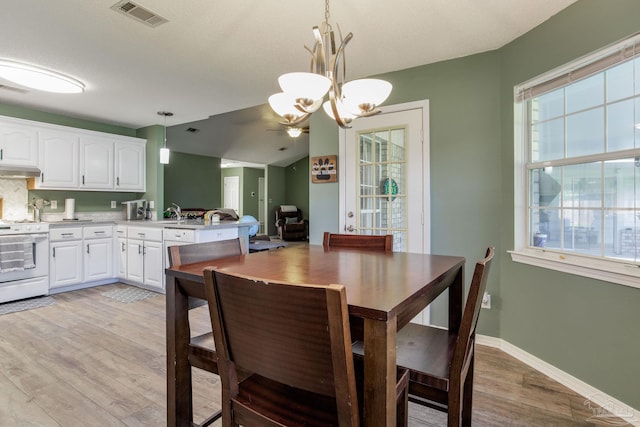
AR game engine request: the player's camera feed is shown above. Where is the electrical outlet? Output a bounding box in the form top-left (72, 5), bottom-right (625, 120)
top-left (50, 200), bottom-right (57, 209)
top-left (481, 292), bottom-right (491, 309)
top-left (111, 201), bottom-right (117, 209)
top-left (149, 200), bottom-right (154, 209)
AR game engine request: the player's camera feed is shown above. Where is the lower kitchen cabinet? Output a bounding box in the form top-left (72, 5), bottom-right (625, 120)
top-left (125, 226), bottom-right (163, 291)
top-left (83, 225), bottom-right (113, 282)
top-left (50, 228), bottom-right (83, 289)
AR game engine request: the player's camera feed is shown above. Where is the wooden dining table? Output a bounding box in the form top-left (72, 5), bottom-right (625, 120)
top-left (166, 244), bottom-right (465, 427)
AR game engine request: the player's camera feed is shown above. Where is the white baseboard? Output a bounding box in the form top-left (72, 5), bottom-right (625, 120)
top-left (477, 335), bottom-right (640, 427)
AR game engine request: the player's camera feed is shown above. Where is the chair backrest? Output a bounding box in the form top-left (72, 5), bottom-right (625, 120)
top-left (204, 269), bottom-right (359, 426)
top-left (167, 238), bottom-right (246, 267)
top-left (276, 206), bottom-right (302, 222)
top-left (323, 232), bottom-right (393, 252)
top-left (451, 247), bottom-right (495, 374)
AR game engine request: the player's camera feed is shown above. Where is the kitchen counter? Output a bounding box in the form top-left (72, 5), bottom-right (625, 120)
top-left (118, 219), bottom-right (258, 230)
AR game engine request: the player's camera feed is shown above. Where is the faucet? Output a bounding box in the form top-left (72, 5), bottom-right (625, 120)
top-left (165, 203), bottom-right (181, 219)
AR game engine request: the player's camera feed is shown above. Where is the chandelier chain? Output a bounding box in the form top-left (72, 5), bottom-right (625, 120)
top-left (324, 0), bottom-right (331, 28)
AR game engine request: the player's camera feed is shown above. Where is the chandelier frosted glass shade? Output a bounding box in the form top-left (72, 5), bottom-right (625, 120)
top-left (0, 59), bottom-right (84, 93)
top-left (278, 72), bottom-right (331, 112)
top-left (323, 100), bottom-right (356, 123)
top-left (342, 79), bottom-right (392, 114)
top-left (268, 93), bottom-right (307, 120)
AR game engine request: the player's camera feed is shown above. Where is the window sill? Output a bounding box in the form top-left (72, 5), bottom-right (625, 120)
top-left (509, 249), bottom-right (640, 290)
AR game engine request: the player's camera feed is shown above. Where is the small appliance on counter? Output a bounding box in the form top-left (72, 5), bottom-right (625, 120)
top-left (122, 199), bottom-right (148, 220)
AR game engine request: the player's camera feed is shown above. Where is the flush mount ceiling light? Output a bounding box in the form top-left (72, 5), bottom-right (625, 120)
top-left (0, 59), bottom-right (85, 94)
top-left (158, 111), bottom-right (173, 164)
top-left (268, 0), bottom-right (391, 129)
top-left (286, 127), bottom-right (303, 138)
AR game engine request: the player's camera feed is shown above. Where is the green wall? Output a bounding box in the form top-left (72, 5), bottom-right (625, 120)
top-left (164, 152), bottom-right (221, 211)
top-left (309, 0), bottom-right (640, 410)
top-left (284, 156), bottom-right (310, 220)
top-left (266, 165), bottom-right (286, 235)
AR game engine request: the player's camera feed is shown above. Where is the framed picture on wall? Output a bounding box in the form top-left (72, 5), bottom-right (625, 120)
top-left (311, 155), bottom-right (337, 183)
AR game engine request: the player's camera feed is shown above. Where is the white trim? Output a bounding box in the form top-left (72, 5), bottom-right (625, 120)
top-left (509, 250), bottom-right (640, 290)
top-left (477, 335), bottom-right (640, 426)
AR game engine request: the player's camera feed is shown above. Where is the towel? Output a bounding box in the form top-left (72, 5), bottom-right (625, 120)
top-left (0, 235), bottom-right (36, 272)
top-left (280, 205), bottom-right (297, 212)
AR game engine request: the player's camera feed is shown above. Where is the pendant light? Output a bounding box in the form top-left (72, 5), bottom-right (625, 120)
top-left (268, 0), bottom-right (392, 129)
top-left (158, 111), bottom-right (173, 164)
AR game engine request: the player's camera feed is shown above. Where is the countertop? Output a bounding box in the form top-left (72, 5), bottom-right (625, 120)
top-left (48, 219), bottom-right (258, 230)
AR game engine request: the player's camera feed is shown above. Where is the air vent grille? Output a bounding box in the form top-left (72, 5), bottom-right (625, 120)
top-left (111, 1), bottom-right (168, 28)
top-left (185, 127), bottom-right (200, 134)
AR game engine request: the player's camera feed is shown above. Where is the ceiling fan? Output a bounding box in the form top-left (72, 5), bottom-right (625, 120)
top-left (267, 126), bottom-right (310, 138)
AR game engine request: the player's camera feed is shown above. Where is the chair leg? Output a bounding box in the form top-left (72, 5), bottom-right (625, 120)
top-left (461, 355), bottom-right (475, 426)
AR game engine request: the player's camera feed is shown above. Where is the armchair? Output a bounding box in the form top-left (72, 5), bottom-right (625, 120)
top-left (275, 205), bottom-right (307, 241)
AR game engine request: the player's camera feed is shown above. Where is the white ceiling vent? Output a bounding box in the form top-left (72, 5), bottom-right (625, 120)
top-left (111, 1), bottom-right (168, 28)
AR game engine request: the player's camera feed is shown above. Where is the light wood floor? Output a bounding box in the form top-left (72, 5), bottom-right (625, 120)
top-left (0, 283), bottom-right (625, 426)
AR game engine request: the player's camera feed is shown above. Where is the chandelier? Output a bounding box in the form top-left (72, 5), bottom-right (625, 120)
top-left (268, 0), bottom-right (392, 129)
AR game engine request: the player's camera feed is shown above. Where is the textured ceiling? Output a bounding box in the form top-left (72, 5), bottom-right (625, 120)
top-left (0, 0), bottom-right (578, 166)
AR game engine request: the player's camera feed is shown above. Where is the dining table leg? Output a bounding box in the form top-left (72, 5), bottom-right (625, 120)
top-left (448, 264), bottom-right (464, 334)
top-left (166, 276), bottom-right (193, 427)
top-left (363, 316), bottom-right (397, 426)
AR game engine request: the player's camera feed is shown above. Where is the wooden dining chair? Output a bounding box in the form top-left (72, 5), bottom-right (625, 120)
top-left (203, 268), bottom-right (409, 427)
top-left (323, 231), bottom-right (393, 252)
top-left (166, 238), bottom-right (246, 427)
top-left (356, 247), bottom-right (494, 427)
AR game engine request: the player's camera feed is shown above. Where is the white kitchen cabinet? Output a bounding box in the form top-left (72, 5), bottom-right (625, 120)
top-left (116, 226), bottom-right (127, 279)
top-left (126, 226), bottom-right (163, 291)
top-left (0, 120), bottom-right (38, 166)
top-left (80, 136), bottom-right (114, 189)
top-left (115, 141), bottom-right (145, 192)
top-left (49, 228), bottom-right (83, 289)
top-left (38, 130), bottom-right (79, 188)
top-left (83, 225), bottom-right (113, 282)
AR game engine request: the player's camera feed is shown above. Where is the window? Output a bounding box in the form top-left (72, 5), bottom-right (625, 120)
top-left (512, 33), bottom-right (640, 289)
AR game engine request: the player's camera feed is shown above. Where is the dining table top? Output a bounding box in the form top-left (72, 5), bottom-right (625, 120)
top-left (166, 244), bottom-right (465, 324)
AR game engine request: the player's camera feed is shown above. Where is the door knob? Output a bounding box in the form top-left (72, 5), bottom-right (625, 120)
top-left (345, 225), bottom-right (355, 232)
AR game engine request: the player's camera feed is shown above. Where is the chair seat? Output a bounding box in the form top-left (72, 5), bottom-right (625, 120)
top-left (395, 323), bottom-right (457, 392)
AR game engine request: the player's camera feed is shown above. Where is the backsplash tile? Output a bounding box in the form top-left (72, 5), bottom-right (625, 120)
top-left (0, 178), bottom-right (29, 220)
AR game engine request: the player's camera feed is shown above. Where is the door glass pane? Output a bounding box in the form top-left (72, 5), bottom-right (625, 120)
top-left (357, 126), bottom-right (408, 252)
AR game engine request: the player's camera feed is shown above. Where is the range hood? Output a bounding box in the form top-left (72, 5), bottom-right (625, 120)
top-left (0, 164), bottom-right (41, 178)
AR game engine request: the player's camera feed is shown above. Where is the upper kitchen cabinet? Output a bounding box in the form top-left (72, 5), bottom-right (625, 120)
top-left (80, 136), bottom-right (114, 189)
top-left (115, 141), bottom-right (145, 191)
top-left (0, 118), bottom-right (39, 166)
top-left (39, 129), bottom-right (80, 188)
top-left (21, 116), bottom-right (146, 192)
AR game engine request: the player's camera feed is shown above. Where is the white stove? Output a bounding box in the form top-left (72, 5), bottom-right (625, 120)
top-left (0, 221), bottom-right (50, 303)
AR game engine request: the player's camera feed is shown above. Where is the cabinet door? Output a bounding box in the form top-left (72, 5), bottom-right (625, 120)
top-left (0, 123), bottom-right (38, 166)
top-left (80, 137), bottom-right (114, 189)
top-left (39, 130), bottom-right (79, 188)
top-left (115, 142), bottom-right (145, 191)
top-left (84, 238), bottom-right (113, 282)
top-left (126, 239), bottom-right (144, 283)
top-left (143, 240), bottom-right (163, 290)
top-left (117, 237), bottom-right (127, 279)
top-left (50, 240), bottom-right (83, 289)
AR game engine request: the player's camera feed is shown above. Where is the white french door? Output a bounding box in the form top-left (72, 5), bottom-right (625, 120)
top-left (339, 101), bottom-right (430, 254)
